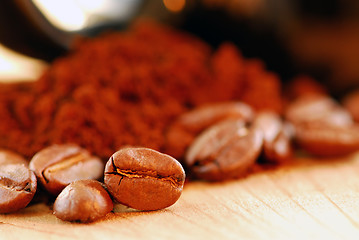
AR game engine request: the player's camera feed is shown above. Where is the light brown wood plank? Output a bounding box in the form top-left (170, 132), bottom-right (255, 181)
top-left (2, 154), bottom-right (359, 239)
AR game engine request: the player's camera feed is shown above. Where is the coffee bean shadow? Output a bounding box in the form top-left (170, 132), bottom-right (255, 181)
top-left (286, 150), bottom-right (359, 168)
top-left (97, 203), bottom-right (170, 224)
top-left (112, 203), bottom-right (168, 215)
top-left (253, 150), bottom-right (359, 178)
top-left (112, 203), bottom-right (141, 214)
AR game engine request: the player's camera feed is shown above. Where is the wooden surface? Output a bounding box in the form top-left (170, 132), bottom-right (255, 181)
top-left (2, 154), bottom-right (359, 240)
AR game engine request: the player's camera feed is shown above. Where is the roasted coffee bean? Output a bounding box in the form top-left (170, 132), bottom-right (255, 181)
top-left (285, 94), bottom-right (353, 127)
top-left (294, 124), bottom-right (359, 157)
top-left (53, 180), bottom-right (113, 222)
top-left (342, 90), bottom-right (359, 122)
top-left (0, 150), bottom-right (37, 213)
top-left (165, 102), bottom-right (254, 160)
top-left (29, 144), bottom-right (104, 195)
top-left (104, 147), bottom-right (185, 211)
top-left (284, 76), bottom-right (328, 101)
top-left (0, 164), bottom-right (37, 213)
top-left (0, 150), bottom-right (28, 166)
top-left (253, 112), bottom-right (293, 163)
top-left (185, 119), bottom-right (263, 181)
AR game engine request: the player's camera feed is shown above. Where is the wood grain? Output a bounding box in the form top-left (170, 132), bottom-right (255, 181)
top-left (2, 154), bottom-right (359, 240)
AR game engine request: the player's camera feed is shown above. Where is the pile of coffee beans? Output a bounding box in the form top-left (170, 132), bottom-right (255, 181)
top-left (166, 102), bottom-right (293, 181)
top-left (0, 145), bottom-right (185, 222)
top-left (1, 90), bottom-right (359, 222)
top-left (165, 93), bottom-right (359, 181)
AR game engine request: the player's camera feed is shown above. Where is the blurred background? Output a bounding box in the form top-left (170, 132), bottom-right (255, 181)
top-left (0, 0), bottom-right (359, 96)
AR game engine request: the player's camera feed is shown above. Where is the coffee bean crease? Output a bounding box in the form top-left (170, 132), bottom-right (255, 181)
top-left (40, 153), bottom-right (91, 183)
top-left (0, 177), bottom-right (32, 191)
top-left (106, 168), bottom-right (182, 189)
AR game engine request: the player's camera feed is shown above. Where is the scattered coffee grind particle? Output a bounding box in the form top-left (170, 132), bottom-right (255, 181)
top-left (0, 21), bottom-right (283, 160)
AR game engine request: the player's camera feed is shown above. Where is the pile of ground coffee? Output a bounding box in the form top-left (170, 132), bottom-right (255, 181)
top-left (0, 21), bottom-right (283, 159)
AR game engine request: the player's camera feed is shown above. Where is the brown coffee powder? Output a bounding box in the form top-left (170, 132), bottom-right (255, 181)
top-left (0, 21), bottom-right (283, 160)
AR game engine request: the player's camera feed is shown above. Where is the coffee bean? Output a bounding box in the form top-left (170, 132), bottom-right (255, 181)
top-left (342, 90), bottom-right (359, 122)
top-left (53, 180), bottom-right (113, 222)
top-left (104, 147), bottom-right (185, 211)
top-left (285, 94), bottom-right (353, 127)
top-left (29, 144), bottom-right (104, 195)
top-left (253, 112), bottom-right (293, 163)
top-left (294, 124), bottom-right (359, 157)
top-left (0, 164), bottom-right (37, 213)
top-left (284, 94), bottom-right (359, 157)
top-left (165, 102), bottom-right (254, 160)
top-left (284, 76), bottom-right (328, 101)
top-left (0, 149), bottom-right (28, 166)
top-left (185, 119), bottom-right (263, 181)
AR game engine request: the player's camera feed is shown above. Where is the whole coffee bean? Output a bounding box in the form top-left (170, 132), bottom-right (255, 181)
top-left (285, 94), bottom-right (353, 127)
top-left (29, 144), bottom-right (104, 195)
top-left (185, 119), bottom-right (263, 181)
top-left (294, 124), bottom-right (359, 157)
top-left (104, 147), bottom-right (185, 211)
top-left (53, 180), bottom-right (113, 222)
top-left (165, 102), bottom-right (254, 160)
top-left (0, 164), bottom-right (37, 213)
top-left (253, 112), bottom-right (293, 163)
top-left (342, 90), bottom-right (359, 122)
top-left (285, 76), bottom-right (327, 101)
top-left (0, 149), bottom-right (28, 166)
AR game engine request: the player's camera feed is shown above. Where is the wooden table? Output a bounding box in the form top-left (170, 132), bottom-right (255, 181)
top-left (2, 154), bottom-right (359, 240)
